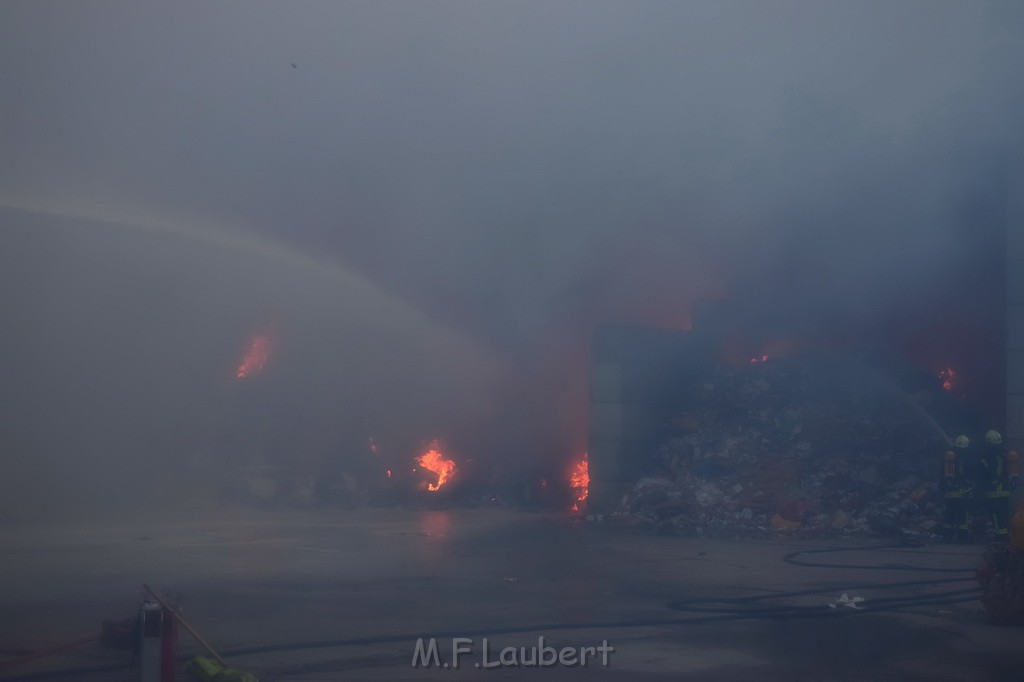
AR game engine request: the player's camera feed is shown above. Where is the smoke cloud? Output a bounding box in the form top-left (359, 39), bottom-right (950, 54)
top-left (1, 1), bottom-right (1021, 512)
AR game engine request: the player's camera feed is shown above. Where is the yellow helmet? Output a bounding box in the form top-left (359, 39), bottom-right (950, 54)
top-left (985, 430), bottom-right (1003, 445)
top-left (953, 435), bottom-right (970, 449)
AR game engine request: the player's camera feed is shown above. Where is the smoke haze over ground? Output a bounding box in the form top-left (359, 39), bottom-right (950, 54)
top-left (1, 1), bottom-right (1022, 513)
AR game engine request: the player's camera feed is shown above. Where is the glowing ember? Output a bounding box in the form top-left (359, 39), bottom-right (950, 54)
top-left (417, 442), bottom-right (456, 492)
top-left (385, 469), bottom-right (392, 478)
top-left (939, 367), bottom-right (957, 393)
top-left (235, 334), bottom-right (271, 379)
top-left (750, 354), bottom-right (769, 364)
top-left (570, 454), bottom-right (589, 511)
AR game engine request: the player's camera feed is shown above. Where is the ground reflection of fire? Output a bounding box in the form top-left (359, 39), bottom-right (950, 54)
top-left (939, 367), bottom-right (957, 393)
top-left (235, 334), bottom-right (271, 379)
top-left (570, 454), bottom-right (589, 511)
top-left (418, 442), bottom-right (456, 492)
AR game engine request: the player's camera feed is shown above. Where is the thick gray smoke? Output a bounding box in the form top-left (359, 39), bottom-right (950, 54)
top-left (1, 1), bottom-right (1021, 513)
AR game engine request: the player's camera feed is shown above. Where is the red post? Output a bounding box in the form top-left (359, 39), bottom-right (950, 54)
top-left (160, 608), bottom-right (177, 682)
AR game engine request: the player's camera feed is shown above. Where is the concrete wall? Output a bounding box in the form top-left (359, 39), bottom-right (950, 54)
top-left (587, 325), bottom-right (693, 511)
top-left (1008, 164), bottom-right (1024, 460)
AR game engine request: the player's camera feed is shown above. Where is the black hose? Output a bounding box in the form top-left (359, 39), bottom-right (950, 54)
top-left (0, 544), bottom-right (983, 681)
top-left (0, 663), bottom-right (126, 681)
top-left (667, 585), bottom-right (980, 617)
top-left (0, 612), bottom-right (780, 681)
top-left (783, 543), bottom-right (975, 573)
top-left (668, 543), bottom-right (981, 618)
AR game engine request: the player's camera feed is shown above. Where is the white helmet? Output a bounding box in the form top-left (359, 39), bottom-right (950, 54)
top-left (985, 430), bottom-right (1003, 445)
top-left (953, 435), bottom-right (970, 449)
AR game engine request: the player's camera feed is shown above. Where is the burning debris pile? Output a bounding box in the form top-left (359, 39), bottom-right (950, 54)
top-left (570, 455), bottom-right (589, 511)
top-left (235, 333), bottom-right (271, 380)
top-left (621, 353), bottom-right (953, 539)
top-left (416, 442), bottom-right (457, 492)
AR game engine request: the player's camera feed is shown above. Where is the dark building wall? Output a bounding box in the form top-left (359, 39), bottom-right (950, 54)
top-left (1008, 164), bottom-right (1024, 464)
top-left (587, 325), bottom-right (697, 511)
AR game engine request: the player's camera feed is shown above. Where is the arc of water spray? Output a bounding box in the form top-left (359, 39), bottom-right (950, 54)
top-left (0, 199), bottom-right (502, 368)
top-left (870, 367), bottom-right (953, 448)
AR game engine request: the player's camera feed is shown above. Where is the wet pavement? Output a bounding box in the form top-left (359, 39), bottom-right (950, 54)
top-left (0, 508), bottom-right (1021, 681)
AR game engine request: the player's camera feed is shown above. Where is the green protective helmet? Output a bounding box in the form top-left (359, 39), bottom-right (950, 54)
top-left (953, 435), bottom-right (970, 449)
top-left (985, 430), bottom-right (1003, 445)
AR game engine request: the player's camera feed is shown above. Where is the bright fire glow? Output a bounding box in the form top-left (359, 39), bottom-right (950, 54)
top-left (417, 443), bottom-right (456, 492)
top-left (236, 334), bottom-right (271, 379)
top-left (750, 354), bottom-right (769, 364)
top-left (570, 454), bottom-right (589, 511)
top-left (939, 367), bottom-right (957, 393)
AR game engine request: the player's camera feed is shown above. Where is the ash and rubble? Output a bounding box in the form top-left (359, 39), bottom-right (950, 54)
top-left (619, 354), bottom-right (958, 539)
top-left (220, 456), bottom-right (576, 511)
top-left (207, 351), bottom-right (963, 536)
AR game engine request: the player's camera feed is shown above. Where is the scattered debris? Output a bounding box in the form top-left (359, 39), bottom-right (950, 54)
top-left (620, 354), bottom-right (949, 538)
top-left (828, 593), bottom-right (865, 610)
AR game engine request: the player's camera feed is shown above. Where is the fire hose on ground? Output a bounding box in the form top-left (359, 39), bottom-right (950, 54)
top-left (0, 544), bottom-right (986, 681)
top-left (665, 544), bottom-right (981, 618)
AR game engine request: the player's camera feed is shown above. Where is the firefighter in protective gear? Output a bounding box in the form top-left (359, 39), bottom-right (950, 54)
top-left (978, 430), bottom-right (1018, 541)
top-left (941, 434), bottom-right (974, 542)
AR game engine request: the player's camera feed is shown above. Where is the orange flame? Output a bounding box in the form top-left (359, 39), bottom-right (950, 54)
top-left (570, 454), bottom-right (589, 511)
top-left (939, 367), bottom-right (957, 393)
top-left (418, 442), bottom-right (456, 492)
top-left (236, 334), bottom-right (271, 379)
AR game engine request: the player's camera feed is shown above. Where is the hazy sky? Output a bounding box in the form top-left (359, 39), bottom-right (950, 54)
top-left (1, 1), bottom-right (1022, 509)
top-left (4, 1), bottom-right (1021, 338)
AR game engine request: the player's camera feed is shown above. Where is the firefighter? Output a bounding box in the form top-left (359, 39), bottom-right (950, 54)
top-left (941, 434), bottom-right (974, 542)
top-left (977, 430), bottom-right (1019, 542)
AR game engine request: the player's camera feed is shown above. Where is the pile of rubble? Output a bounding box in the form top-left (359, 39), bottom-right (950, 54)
top-left (620, 353), bottom-right (950, 539)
